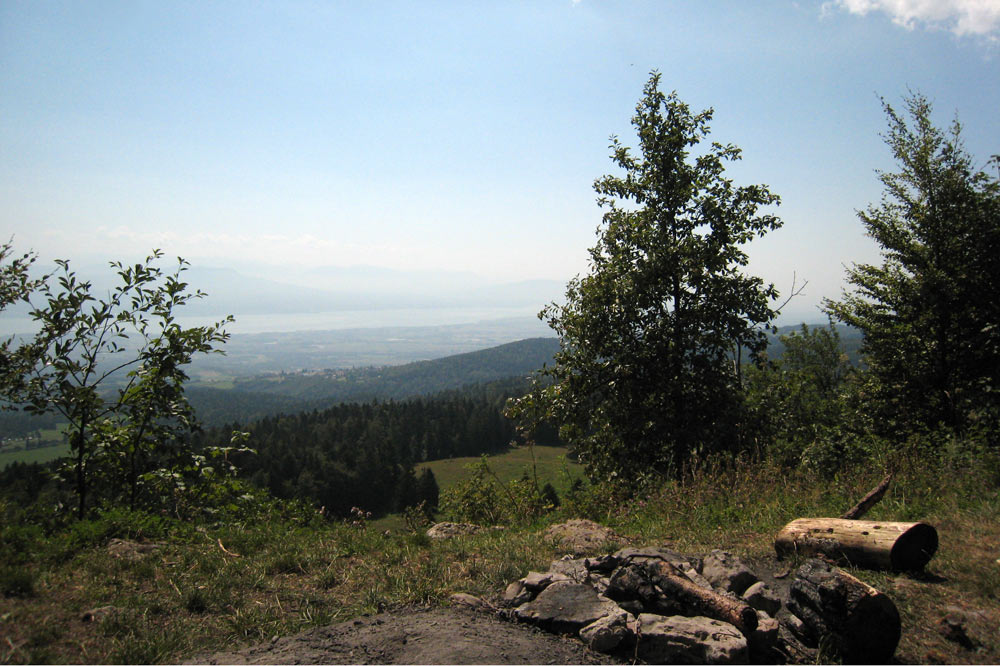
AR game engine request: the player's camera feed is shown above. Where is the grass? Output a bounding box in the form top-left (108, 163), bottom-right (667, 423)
top-left (0, 443), bottom-right (71, 468)
top-left (416, 444), bottom-right (586, 495)
top-left (1, 449), bottom-right (997, 664)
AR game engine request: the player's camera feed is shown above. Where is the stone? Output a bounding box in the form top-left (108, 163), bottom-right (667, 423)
top-left (522, 571), bottom-right (572, 591)
top-left (779, 610), bottom-right (816, 648)
top-left (613, 545), bottom-right (694, 569)
top-left (579, 609), bottom-right (631, 653)
top-left (636, 613), bottom-right (748, 664)
top-left (749, 612), bottom-right (781, 662)
top-left (544, 519), bottom-right (623, 555)
top-left (678, 561), bottom-right (714, 590)
top-left (547, 557), bottom-right (589, 582)
top-left (502, 580), bottom-right (532, 607)
top-left (426, 522), bottom-right (483, 539)
top-left (742, 580), bottom-right (781, 616)
top-left (514, 581), bottom-right (624, 635)
top-left (701, 549), bottom-right (759, 596)
top-left (449, 593), bottom-right (493, 612)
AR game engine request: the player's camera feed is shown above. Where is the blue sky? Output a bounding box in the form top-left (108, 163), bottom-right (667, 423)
top-left (2, 0), bottom-right (999, 323)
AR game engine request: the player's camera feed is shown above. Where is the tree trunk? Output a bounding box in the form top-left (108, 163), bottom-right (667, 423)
top-left (774, 517), bottom-right (937, 571)
top-left (787, 558), bottom-right (900, 664)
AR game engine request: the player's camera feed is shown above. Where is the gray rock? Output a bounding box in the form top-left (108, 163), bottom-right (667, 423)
top-left (750, 612), bottom-right (781, 661)
top-left (449, 593), bottom-right (493, 612)
top-left (701, 549), bottom-right (759, 596)
top-left (614, 545), bottom-right (694, 568)
top-left (742, 580), bottom-right (781, 616)
top-left (522, 571), bottom-right (572, 591)
top-left (579, 609), bottom-right (632, 653)
top-left (502, 580), bottom-right (533, 607)
top-left (514, 581), bottom-right (624, 635)
top-left (636, 614), bottom-right (748, 664)
top-left (678, 561), bottom-right (714, 590)
top-left (547, 557), bottom-right (589, 582)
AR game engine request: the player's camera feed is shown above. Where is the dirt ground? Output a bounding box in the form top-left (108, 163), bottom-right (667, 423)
top-left (190, 605), bottom-right (625, 665)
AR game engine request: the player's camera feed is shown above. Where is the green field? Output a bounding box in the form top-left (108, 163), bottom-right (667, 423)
top-left (416, 445), bottom-right (584, 495)
top-left (0, 442), bottom-right (70, 468)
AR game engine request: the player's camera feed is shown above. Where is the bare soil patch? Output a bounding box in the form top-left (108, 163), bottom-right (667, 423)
top-left (191, 606), bottom-right (624, 665)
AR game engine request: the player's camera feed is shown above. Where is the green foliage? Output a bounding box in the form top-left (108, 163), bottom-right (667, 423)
top-left (745, 321), bottom-right (856, 469)
top-left (0, 564), bottom-right (35, 598)
top-left (826, 93), bottom-right (1000, 438)
top-left (509, 72), bottom-right (783, 482)
top-left (438, 456), bottom-right (553, 525)
top-left (1, 246), bottom-right (233, 518)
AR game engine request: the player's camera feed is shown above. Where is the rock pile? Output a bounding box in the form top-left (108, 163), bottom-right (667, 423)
top-left (497, 546), bottom-right (900, 664)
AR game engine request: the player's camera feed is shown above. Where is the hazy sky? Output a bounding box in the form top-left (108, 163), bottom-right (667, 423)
top-left (2, 0), bottom-right (999, 321)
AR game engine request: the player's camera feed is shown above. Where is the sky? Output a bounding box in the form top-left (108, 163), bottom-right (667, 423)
top-left (2, 0), bottom-right (999, 324)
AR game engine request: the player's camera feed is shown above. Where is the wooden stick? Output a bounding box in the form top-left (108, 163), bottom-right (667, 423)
top-left (841, 473), bottom-right (893, 520)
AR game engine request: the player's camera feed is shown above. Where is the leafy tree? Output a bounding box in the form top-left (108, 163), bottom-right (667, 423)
top-left (509, 72), bottom-right (783, 482)
top-left (0, 241), bottom-right (47, 401)
top-left (745, 322), bottom-right (854, 467)
top-left (825, 94), bottom-right (1000, 437)
top-left (3, 248), bottom-right (232, 517)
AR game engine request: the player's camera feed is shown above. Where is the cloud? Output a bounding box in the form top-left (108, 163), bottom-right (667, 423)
top-left (829, 0), bottom-right (1000, 39)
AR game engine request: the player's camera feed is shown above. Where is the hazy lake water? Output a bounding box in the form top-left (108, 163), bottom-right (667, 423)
top-left (2, 306), bottom-right (548, 336)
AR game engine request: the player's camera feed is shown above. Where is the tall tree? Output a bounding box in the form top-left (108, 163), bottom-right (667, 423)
top-left (825, 94), bottom-right (1000, 436)
top-left (509, 73), bottom-right (783, 482)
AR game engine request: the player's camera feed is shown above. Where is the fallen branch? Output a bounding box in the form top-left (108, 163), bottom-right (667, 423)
top-left (645, 560), bottom-right (758, 637)
top-left (841, 473), bottom-right (893, 520)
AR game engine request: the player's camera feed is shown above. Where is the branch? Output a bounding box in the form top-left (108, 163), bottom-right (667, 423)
top-left (773, 271), bottom-right (808, 315)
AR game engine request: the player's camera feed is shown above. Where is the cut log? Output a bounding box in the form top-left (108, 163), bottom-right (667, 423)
top-left (841, 473), bottom-right (893, 519)
top-left (787, 558), bottom-right (900, 664)
top-left (774, 517), bottom-right (937, 571)
top-left (644, 560), bottom-right (758, 637)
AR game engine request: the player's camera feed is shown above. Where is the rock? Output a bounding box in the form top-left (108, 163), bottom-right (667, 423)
top-left (614, 545), bottom-right (696, 569)
top-left (636, 614), bottom-right (748, 664)
top-left (605, 563), bottom-right (672, 614)
top-left (522, 571), bottom-right (572, 592)
top-left (701, 550), bottom-right (759, 596)
top-left (750, 612), bottom-right (781, 662)
top-left (778, 610), bottom-right (816, 647)
top-left (514, 581), bottom-right (624, 635)
top-left (678, 562), bottom-right (714, 590)
top-left (578, 609), bottom-right (631, 653)
top-left (742, 580), bottom-right (781, 616)
top-left (544, 519), bottom-right (623, 555)
top-left (81, 605), bottom-right (117, 623)
top-left (502, 580), bottom-right (533, 607)
top-left (426, 522), bottom-right (483, 539)
top-left (449, 593), bottom-right (493, 612)
top-left (547, 557), bottom-right (590, 582)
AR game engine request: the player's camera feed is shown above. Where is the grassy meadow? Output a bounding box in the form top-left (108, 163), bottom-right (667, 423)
top-left (2, 445), bottom-right (997, 664)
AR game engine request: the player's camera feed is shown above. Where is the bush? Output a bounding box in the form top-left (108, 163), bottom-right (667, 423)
top-left (0, 565), bottom-right (35, 597)
top-left (438, 457), bottom-right (553, 526)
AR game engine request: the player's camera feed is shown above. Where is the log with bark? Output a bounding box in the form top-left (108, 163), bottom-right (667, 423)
top-left (603, 561), bottom-right (758, 637)
top-left (787, 558), bottom-right (901, 664)
top-left (774, 517), bottom-right (938, 571)
top-left (645, 559), bottom-right (758, 637)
